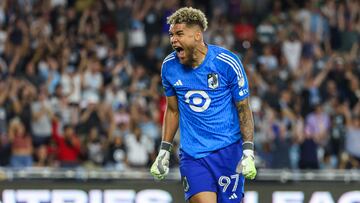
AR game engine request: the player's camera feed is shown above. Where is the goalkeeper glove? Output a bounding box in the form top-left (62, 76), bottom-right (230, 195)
top-left (236, 141), bottom-right (257, 179)
top-left (150, 141), bottom-right (172, 180)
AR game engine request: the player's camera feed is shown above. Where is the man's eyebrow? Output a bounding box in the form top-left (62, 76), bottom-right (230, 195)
top-left (169, 30), bottom-right (184, 35)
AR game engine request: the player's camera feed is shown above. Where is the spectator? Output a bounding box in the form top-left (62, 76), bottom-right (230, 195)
top-left (256, 19), bottom-right (276, 45)
top-left (83, 127), bottom-right (106, 168)
top-left (60, 66), bottom-right (82, 105)
top-left (268, 107), bottom-right (293, 169)
top-left (0, 81), bottom-right (8, 135)
top-left (138, 110), bottom-right (161, 142)
top-left (33, 144), bottom-right (53, 167)
top-left (18, 82), bottom-right (36, 134)
top-left (0, 134), bottom-right (10, 166)
top-left (8, 118), bottom-right (33, 168)
top-left (82, 57), bottom-right (103, 103)
top-left (31, 89), bottom-right (54, 147)
top-left (106, 134), bottom-right (128, 170)
top-left (325, 99), bottom-right (347, 168)
top-left (24, 62), bottom-right (44, 87)
top-left (52, 119), bottom-right (81, 168)
top-left (125, 125), bottom-right (154, 168)
top-left (342, 101), bottom-right (360, 168)
top-left (258, 44), bottom-right (278, 71)
top-left (298, 104), bottom-right (330, 169)
top-left (282, 32), bottom-right (302, 72)
top-left (78, 95), bottom-right (102, 135)
top-left (110, 104), bottom-right (131, 137)
top-left (50, 86), bottom-right (74, 126)
top-left (39, 55), bottom-right (61, 95)
top-left (5, 18), bottom-right (29, 76)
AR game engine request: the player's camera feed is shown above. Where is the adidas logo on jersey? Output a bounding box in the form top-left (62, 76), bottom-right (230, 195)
top-left (173, 80), bottom-right (183, 86)
top-left (229, 193), bottom-right (238, 200)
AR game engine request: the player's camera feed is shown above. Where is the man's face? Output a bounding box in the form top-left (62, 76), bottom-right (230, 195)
top-left (169, 23), bottom-right (199, 66)
top-left (64, 127), bottom-right (74, 138)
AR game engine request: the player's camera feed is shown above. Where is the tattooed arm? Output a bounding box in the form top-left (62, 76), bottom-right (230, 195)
top-left (236, 97), bottom-right (257, 179)
top-left (236, 98), bottom-right (254, 143)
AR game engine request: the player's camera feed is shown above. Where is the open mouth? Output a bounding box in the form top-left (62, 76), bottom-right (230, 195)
top-left (174, 46), bottom-right (183, 52)
top-left (173, 46), bottom-right (185, 58)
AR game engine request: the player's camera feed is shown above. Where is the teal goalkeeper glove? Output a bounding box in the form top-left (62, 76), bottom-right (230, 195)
top-left (236, 142), bottom-right (257, 179)
top-left (150, 141), bottom-right (172, 180)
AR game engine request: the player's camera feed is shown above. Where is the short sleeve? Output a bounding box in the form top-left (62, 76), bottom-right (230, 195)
top-left (224, 53), bottom-right (249, 101)
top-left (161, 63), bottom-right (176, 97)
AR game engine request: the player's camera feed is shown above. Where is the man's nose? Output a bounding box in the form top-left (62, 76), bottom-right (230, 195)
top-left (170, 36), bottom-right (178, 44)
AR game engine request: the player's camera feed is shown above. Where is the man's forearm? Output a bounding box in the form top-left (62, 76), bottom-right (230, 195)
top-left (236, 98), bottom-right (254, 142)
top-left (162, 108), bottom-right (179, 143)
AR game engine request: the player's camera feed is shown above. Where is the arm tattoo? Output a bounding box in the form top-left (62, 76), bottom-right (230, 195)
top-left (236, 98), bottom-right (254, 142)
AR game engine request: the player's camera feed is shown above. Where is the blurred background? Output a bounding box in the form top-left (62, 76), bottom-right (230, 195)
top-left (0, 0), bottom-right (359, 202)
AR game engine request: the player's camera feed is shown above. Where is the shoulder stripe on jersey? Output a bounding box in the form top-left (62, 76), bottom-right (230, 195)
top-left (162, 56), bottom-right (175, 64)
top-left (164, 53), bottom-right (174, 61)
top-left (219, 53), bottom-right (245, 78)
top-left (217, 54), bottom-right (242, 79)
top-left (216, 56), bottom-right (241, 81)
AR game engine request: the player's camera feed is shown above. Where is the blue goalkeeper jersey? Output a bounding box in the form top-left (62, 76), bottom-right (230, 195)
top-left (161, 44), bottom-right (250, 159)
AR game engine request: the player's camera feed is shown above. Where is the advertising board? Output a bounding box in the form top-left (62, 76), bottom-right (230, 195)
top-left (0, 180), bottom-right (358, 203)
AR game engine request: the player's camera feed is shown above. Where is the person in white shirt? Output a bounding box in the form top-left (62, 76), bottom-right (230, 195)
top-left (125, 125), bottom-right (154, 168)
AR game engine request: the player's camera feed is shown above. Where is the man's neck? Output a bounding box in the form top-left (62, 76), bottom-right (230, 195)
top-left (191, 43), bottom-right (208, 68)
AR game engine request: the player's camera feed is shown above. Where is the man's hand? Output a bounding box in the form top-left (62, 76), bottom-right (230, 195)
top-left (236, 142), bottom-right (257, 179)
top-left (150, 142), bottom-right (172, 180)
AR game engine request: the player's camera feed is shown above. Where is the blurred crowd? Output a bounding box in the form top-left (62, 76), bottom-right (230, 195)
top-left (0, 0), bottom-right (358, 170)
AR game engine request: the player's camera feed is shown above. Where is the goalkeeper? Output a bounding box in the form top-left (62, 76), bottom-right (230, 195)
top-left (150, 7), bottom-right (256, 203)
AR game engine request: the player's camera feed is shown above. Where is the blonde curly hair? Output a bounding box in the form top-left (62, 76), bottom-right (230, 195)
top-left (167, 7), bottom-right (208, 31)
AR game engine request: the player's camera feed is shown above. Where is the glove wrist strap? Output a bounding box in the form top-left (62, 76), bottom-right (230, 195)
top-left (160, 141), bottom-right (173, 152)
top-left (242, 141), bottom-right (254, 158)
top-left (242, 141), bottom-right (254, 150)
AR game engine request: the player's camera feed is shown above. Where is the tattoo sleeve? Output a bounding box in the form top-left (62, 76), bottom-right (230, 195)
top-left (236, 98), bottom-right (254, 142)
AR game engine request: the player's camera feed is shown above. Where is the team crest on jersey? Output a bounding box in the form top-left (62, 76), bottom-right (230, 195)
top-left (182, 176), bottom-right (190, 192)
top-left (207, 73), bottom-right (219, 89)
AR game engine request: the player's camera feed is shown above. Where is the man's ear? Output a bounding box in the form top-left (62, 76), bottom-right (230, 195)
top-left (195, 31), bottom-right (202, 41)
